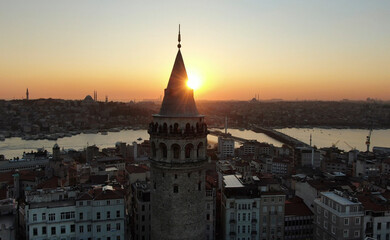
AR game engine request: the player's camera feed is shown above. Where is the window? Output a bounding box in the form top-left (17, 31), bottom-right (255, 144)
top-left (33, 228), bottom-right (38, 236)
top-left (87, 225), bottom-right (91, 232)
top-left (324, 221), bottom-right (328, 229)
top-left (331, 226), bottom-right (335, 234)
top-left (173, 185), bottom-right (178, 193)
top-left (80, 212), bottom-right (83, 220)
top-left (378, 223), bottom-right (382, 230)
top-left (107, 200), bottom-right (110, 205)
top-left (107, 211), bottom-right (111, 219)
top-left (42, 226), bottom-right (47, 234)
top-left (42, 213), bottom-right (46, 221)
top-left (317, 206), bottom-right (321, 214)
top-left (354, 231), bottom-right (360, 237)
top-left (332, 215), bottom-right (336, 223)
top-left (97, 212), bottom-right (101, 220)
top-left (51, 227), bottom-right (56, 235)
top-left (107, 224), bottom-right (111, 231)
top-left (116, 223), bottom-right (121, 230)
top-left (344, 218), bottom-right (349, 225)
top-left (243, 213), bottom-right (246, 221)
top-left (207, 214), bottom-right (210, 220)
top-left (116, 210), bottom-right (120, 218)
top-left (343, 230), bottom-right (349, 238)
top-left (79, 201), bottom-right (84, 206)
top-left (71, 225), bottom-right (75, 233)
top-left (60, 211), bottom-right (75, 220)
top-left (97, 225), bottom-right (101, 232)
top-left (243, 225), bottom-right (246, 233)
top-left (324, 210), bottom-right (328, 218)
top-left (116, 236), bottom-right (120, 240)
top-left (79, 225), bottom-right (84, 233)
top-left (49, 213), bottom-right (55, 221)
top-left (61, 226), bottom-right (66, 234)
top-left (355, 217), bottom-right (360, 225)
top-left (33, 214), bottom-right (37, 222)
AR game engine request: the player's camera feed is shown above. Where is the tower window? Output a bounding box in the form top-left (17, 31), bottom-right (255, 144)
top-left (198, 181), bottom-right (202, 191)
top-left (160, 143), bottom-right (167, 158)
top-left (175, 174), bottom-right (177, 179)
top-left (185, 144), bottom-right (194, 159)
top-left (172, 144), bottom-right (180, 159)
top-left (173, 185), bottom-right (179, 193)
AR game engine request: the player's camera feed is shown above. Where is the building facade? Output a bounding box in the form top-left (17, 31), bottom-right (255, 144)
top-left (22, 186), bottom-right (125, 240)
top-left (313, 191), bottom-right (363, 240)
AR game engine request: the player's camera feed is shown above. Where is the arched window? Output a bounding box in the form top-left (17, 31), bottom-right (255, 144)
top-left (185, 144), bottom-right (194, 159)
top-left (185, 123), bottom-right (191, 133)
top-left (163, 123), bottom-right (167, 133)
top-left (171, 144), bottom-right (180, 159)
top-left (151, 142), bottom-right (156, 157)
top-left (159, 143), bottom-right (167, 158)
top-left (174, 123), bottom-right (179, 133)
top-left (197, 142), bottom-right (204, 158)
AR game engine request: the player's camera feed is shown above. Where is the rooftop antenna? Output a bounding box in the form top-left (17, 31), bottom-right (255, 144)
top-left (225, 116), bottom-right (228, 134)
top-left (177, 24), bottom-right (181, 49)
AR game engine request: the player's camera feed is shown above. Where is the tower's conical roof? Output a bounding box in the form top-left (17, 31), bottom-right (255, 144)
top-left (158, 31), bottom-right (199, 117)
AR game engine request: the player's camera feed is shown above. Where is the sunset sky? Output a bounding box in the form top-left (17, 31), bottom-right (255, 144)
top-left (1, 1), bottom-right (389, 101)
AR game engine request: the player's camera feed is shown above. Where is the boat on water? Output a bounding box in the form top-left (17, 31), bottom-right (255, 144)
top-left (137, 137), bottom-right (143, 141)
top-left (101, 131), bottom-right (108, 135)
top-left (0, 135), bottom-right (5, 141)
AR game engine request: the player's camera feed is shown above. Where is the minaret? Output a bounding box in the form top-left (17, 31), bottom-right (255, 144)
top-left (26, 88), bottom-right (29, 100)
top-left (149, 26), bottom-right (207, 240)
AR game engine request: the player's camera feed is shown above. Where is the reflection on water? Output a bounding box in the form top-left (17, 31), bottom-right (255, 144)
top-left (1, 128), bottom-right (389, 159)
top-left (276, 128), bottom-right (390, 152)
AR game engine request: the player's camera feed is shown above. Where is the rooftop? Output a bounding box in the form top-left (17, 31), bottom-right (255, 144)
top-left (322, 191), bottom-right (360, 205)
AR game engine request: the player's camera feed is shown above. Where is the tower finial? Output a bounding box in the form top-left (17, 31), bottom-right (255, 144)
top-left (177, 24), bottom-right (181, 49)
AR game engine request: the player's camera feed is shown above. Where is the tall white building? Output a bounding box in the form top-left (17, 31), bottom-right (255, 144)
top-left (218, 136), bottom-right (235, 159)
top-left (22, 186), bottom-right (125, 240)
top-left (221, 175), bottom-right (285, 240)
top-left (313, 191), bottom-right (364, 240)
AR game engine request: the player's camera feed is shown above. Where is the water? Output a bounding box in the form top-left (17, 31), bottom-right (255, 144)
top-left (0, 128), bottom-right (389, 159)
top-left (276, 128), bottom-right (390, 152)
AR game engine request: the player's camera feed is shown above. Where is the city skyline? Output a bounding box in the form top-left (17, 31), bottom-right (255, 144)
top-left (1, 1), bottom-right (390, 101)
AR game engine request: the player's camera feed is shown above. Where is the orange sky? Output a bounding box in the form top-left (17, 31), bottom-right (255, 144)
top-left (1, 1), bottom-right (389, 101)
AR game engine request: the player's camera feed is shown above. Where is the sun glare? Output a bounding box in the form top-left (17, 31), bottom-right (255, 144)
top-left (187, 73), bottom-right (202, 90)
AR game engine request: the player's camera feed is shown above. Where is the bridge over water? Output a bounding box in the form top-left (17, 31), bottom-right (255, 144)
top-left (209, 126), bottom-right (310, 148)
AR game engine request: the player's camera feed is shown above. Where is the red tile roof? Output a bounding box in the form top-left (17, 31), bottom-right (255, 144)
top-left (126, 164), bottom-right (149, 174)
top-left (285, 197), bottom-right (313, 216)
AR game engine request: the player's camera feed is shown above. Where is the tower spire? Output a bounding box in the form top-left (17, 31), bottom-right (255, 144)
top-left (177, 24), bottom-right (181, 49)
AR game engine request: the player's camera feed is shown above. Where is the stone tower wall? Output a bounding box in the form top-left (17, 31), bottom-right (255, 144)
top-left (150, 116), bottom-right (207, 240)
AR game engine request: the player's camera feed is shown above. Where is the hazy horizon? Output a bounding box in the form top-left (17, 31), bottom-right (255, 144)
top-left (1, 1), bottom-right (389, 101)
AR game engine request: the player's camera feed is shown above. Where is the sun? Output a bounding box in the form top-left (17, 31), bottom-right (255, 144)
top-left (186, 73), bottom-right (202, 90)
